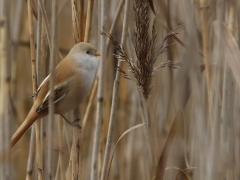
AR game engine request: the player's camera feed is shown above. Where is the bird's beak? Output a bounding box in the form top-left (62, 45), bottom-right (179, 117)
top-left (94, 52), bottom-right (101, 57)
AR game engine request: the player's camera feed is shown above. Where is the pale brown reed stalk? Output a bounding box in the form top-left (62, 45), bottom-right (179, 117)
top-left (39, 0), bottom-right (63, 59)
top-left (27, 0), bottom-right (37, 124)
top-left (123, 32), bottom-right (139, 179)
top-left (84, 0), bottom-right (94, 42)
top-left (90, 0), bottom-right (108, 179)
top-left (26, 0), bottom-right (44, 179)
top-left (97, 0), bottom-right (104, 176)
top-left (40, 14), bottom-right (48, 180)
top-left (71, 0), bottom-right (80, 44)
top-left (56, 48), bottom-right (64, 179)
top-left (26, 0), bottom-right (43, 179)
top-left (137, 90), bottom-right (157, 177)
top-left (56, 38), bottom-right (64, 180)
top-left (55, 2), bottom-right (65, 178)
top-left (219, 3), bottom-right (235, 180)
top-left (79, 0), bottom-right (84, 42)
top-left (125, 92), bottom-right (138, 179)
top-left (39, 0), bottom-right (51, 50)
top-left (101, 1), bottom-right (126, 175)
top-left (0, 0), bottom-right (11, 178)
top-left (207, 2), bottom-right (224, 179)
top-left (66, 150), bottom-right (72, 180)
top-left (219, 4), bottom-right (240, 177)
top-left (35, 0), bottom-right (44, 178)
top-left (71, 111), bottom-right (82, 180)
top-left (106, 0), bottom-right (125, 53)
top-left (100, 0), bottom-right (130, 180)
top-left (26, 127), bottom-right (35, 180)
top-left (199, 0), bottom-right (212, 128)
top-left (155, 111), bottom-right (181, 180)
top-left (47, 0), bottom-right (58, 179)
top-left (56, 116), bottom-right (64, 180)
top-left (10, 0), bottom-right (22, 127)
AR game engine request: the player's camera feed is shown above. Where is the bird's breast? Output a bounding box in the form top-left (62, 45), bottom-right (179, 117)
top-left (79, 68), bottom-right (96, 93)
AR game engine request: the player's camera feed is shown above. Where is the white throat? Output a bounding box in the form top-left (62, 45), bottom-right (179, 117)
top-left (72, 53), bottom-right (99, 71)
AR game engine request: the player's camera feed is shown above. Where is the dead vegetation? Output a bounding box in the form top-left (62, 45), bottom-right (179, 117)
top-left (0, 0), bottom-right (240, 180)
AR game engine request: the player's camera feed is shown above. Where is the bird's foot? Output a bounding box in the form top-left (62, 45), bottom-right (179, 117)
top-left (60, 114), bottom-right (81, 129)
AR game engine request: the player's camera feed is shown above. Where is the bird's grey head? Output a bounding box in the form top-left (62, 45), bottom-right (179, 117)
top-left (69, 42), bottom-right (100, 57)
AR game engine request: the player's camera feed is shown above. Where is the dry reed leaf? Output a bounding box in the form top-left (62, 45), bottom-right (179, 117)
top-left (106, 123), bottom-right (146, 180)
top-left (213, 22), bottom-right (240, 90)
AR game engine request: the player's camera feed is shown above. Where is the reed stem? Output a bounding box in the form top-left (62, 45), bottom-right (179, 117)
top-left (100, 0), bottom-right (130, 179)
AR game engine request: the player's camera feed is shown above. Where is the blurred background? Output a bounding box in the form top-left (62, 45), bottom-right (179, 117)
top-left (0, 0), bottom-right (240, 179)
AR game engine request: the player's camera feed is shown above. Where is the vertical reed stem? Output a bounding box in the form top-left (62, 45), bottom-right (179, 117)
top-left (26, 127), bottom-right (35, 180)
top-left (90, 0), bottom-right (108, 179)
top-left (199, 0), bottom-right (212, 127)
top-left (100, 0), bottom-right (130, 180)
top-left (207, 1), bottom-right (224, 179)
top-left (26, 0), bottom-right (43, 179)
top-left (0, 0), bottom-right (11, 178)
top-left (39, 0), bottom-right (51, 51)
top-left (57, 116), bottom-right (64, 180)
top-left (79, 0), bottom-right (84, 42)
top-left (71, 0), bottom-right (80, 43)
top-left (47, 0), bottom-right (58, 179)
top-left (27, 0), bottom-right (37, 112)
top-left (106, 0), bottom-right (125, 53)
top-left (84, 0), bottom-right (95, 42)
top-left (35, 0), bottom-right (44, 179)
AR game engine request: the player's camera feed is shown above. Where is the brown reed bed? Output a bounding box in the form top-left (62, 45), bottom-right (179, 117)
top-left (0, 0), bottom-right (240, 180)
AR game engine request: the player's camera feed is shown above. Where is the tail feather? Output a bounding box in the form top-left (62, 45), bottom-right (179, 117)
top-left (11, 107), bottom-right (43, 147)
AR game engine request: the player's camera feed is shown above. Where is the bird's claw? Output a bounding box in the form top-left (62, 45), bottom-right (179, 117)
top-left (67, 121), bottom-right (81, 129)
top-left (60, 114), bottom-right (81, 129)
top-left (72, 118), bottom-right (80, 123)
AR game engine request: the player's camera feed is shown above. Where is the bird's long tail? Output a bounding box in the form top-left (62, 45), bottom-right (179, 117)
top-left (11, 106), bottom-right (42, 147)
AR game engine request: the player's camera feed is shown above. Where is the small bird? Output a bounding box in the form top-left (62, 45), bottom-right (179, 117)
top-left (11, 42), bottom-right (100, 147)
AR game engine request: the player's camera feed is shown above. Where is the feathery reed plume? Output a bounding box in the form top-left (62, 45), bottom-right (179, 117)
top-left (101, 8), bottom-right (182, 100)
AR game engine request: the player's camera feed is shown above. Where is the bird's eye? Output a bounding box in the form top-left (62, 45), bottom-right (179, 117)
top-left (86, 50), bottom-right (93, 55)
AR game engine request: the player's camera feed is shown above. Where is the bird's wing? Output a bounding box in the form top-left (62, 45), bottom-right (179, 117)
top-left (36, 76), bottom-right (75, 113)
top-left (30, 74), bottom-right (50, 100)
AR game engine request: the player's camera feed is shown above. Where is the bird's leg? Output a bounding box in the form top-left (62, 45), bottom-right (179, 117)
top-left (60, 114), bottom-right (81, 129)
